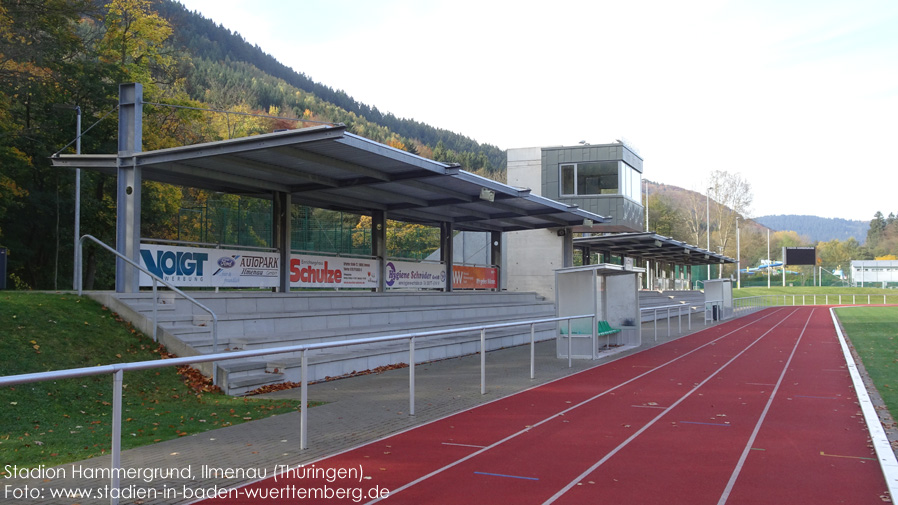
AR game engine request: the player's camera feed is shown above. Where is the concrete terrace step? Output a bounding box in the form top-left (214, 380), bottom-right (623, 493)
top-left (113, 291), bottom-right (550, 317)
top-left (160, 302), bottom-right (554, 343)
top-left (182, 308), bottom-right (557, 354)
top-left (102, 290), bottom-right (558, 396)
top-left (220, 321), bottom-right (558, 395)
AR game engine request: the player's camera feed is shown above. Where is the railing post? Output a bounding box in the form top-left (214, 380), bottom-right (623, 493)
top-left (667, 307), bottom-right (670, 338)
top-left (481, 328), bottom-right (487, 394)
top-left (567, 320), bottom-right (572, 368)
top-left (110, 369), bottom-right (123, 505)
top-left (530, 323), bottom-right (535, 379)
top-left (591, 315), bottom-right (597, 360)
top-left (300, 350), bottom-right (308, 450)
top-left (409, 337), bottom-right (415, 416)
top-left (152, 280), bottom-right (158, 342)
top-left (653, 309), bottom-right (658, 341)
top-left (677, 306), bottom-right (682, 334)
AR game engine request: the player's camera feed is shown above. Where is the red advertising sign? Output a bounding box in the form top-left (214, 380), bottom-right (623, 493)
top-left (452, 265), bottom-right (498, 290)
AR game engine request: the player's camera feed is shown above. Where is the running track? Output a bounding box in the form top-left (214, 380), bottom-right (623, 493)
top-left (198, 307), bottom-right (890, 504)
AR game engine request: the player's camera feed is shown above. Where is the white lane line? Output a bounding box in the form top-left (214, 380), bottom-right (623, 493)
top-left (716, 309), bottom-right (814, 505)
top-left (364, 309), bottom-right (787, 505)
top-left (830, 306), bottom-right (898, 499)
top-left (541, 308), bottom-right (800, 505)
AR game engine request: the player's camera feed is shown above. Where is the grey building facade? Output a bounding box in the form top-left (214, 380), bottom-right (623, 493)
top-left (539, 143), bottom-right (644, 233)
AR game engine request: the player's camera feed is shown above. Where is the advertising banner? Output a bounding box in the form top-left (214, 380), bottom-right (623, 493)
top-left (384, 260), bottom-right (446, 289)
top-left (139, 244), bottom-right (279, 287)
top-left (289, 254), bottom-right (378, 289)
top-left (452, 265), bottom-right (498, 289)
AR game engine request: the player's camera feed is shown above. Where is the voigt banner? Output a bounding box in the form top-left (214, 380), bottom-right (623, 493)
top-left (139, 244), bottom-right (279, 287)
top-left (384, 260), bottom-right (446, 289)
top-left (289, 254), bottom-right (378, 289)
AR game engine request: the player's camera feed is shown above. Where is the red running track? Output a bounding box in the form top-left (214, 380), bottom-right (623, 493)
top-left (196, 307), bottom-right (889, 504)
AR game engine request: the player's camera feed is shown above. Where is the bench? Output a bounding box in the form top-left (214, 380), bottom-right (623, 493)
top-left (558, 319), bottom-right (621, 337)
top-left (558, 319), bottom-right (623, 359)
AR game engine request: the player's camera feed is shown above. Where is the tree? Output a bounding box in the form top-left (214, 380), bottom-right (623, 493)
top-left (708, 170), bottom-right (752, 276)
top-left (867, 211), bottom-right (887, 249)
top-left (647, 194), bottom-right (679, 238)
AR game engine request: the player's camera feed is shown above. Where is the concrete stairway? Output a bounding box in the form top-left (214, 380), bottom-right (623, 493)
top-left (100, 291), bottom-right (557, 395)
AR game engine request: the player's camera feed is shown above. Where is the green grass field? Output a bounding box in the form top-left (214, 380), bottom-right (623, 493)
top-left (734, 286), bottom-right (898, 306)
top-left (834, 306), bottom-right (898, 415)
top-left (0, 292), bottom-right (304, 471)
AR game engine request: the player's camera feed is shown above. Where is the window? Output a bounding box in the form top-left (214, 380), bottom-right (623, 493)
top-left (559, 161), bottom-right (641, 201)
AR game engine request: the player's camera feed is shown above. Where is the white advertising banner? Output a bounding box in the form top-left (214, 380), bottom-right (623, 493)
top-left (289, 254), bottom-right (378, 289)
top-left (384, 260), bottom-right (446, 289)
top-left (139, 244), bottom-right (279, 287)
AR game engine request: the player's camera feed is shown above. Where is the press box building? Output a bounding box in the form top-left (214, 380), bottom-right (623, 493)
top-left (505, 142), bottom-right (645, 298)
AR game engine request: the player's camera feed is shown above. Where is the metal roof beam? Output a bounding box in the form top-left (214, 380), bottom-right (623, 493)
top-left (273, 145), bottom-right (393, 182)
top-left (221, 153), bottom-right (342, 188)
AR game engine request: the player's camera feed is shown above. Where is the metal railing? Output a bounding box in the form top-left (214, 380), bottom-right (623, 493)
top-left (76, 235), bottom-right (220, 381)
top-left (640, 303), bottom-right (705, 340)
top-left (734, 293), bottom-right (897, 311)
top-left (0, 312), bottom-right (592, 505)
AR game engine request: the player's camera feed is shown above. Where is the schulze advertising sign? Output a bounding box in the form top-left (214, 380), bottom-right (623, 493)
top-left (289, 254), bottom-right (378, 289)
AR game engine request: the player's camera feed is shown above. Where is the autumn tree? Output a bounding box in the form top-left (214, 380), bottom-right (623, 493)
top-left (708, 170), bottom-right (752, 276)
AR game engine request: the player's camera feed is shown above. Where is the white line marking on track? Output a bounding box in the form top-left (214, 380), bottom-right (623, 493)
top-left (715, 309), bottom-right (814, 505)
top-left (542, 309), bottom-right (800, 505)
top-left (363, 309), bottom-right (788, 505)
top-left (442, 442), bottom-right (487, 449)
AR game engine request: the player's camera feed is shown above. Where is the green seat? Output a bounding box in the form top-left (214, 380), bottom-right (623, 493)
top-left (598, 320), bottom-right (621, 335)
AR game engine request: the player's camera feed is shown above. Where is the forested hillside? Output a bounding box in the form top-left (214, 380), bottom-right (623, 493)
top-left (754, 215), bottom-right (867, 244)
top-left (0, 0), bottom-right (891, 290)
top-left (0, 0), bottom-right (502, 290)
top-left (156, 1), bottom-right (504, 172)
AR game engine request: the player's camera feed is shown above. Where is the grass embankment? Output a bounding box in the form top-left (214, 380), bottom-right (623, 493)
top-left (834, 306), bottom-right (898, 416)
top-left (0, 292), bottom-right (304, 470)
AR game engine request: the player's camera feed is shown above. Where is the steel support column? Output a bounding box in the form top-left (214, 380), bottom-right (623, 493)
top-left (115, 83), bottom-right (142, 293)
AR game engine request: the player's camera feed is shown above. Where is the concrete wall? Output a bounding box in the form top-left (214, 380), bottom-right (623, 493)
top-left (505, 147), bottom-right (564, 299)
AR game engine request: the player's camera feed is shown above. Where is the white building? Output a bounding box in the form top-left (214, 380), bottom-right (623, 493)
top-left (850, 260), bottom-right (898, 288)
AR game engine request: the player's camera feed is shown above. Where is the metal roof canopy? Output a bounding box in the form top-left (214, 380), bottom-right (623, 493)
top-left (52, 124), bottom-right (607, 233)
top-left (574, 232), bottom-right (735, 266)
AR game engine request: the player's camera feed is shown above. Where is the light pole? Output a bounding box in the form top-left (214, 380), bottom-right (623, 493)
top-left (706, 187), bottom-right (711, 282)
top-left (53, 104), bottom-right (81, 290)
top-left (736, 216), bottom-right (741, 289)
top-left (767, 228), bottom-right (771, 289)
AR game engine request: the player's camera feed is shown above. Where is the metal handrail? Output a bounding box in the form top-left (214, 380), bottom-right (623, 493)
top-left (640, 303), bottom-right (704, 340)
top-left (0, 311), bottom-right (592, 505)
top-left (76, 235), bottom-right (219, 380)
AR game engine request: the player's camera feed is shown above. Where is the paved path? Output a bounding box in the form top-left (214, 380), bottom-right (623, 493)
top-left (9, 315), bottom-right (714, 505)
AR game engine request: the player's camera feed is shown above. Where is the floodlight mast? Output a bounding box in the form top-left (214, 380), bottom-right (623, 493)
top-left (53, 103), bottom-right (81, 290)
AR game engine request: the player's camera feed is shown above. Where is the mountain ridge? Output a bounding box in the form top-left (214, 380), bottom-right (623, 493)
top-left (751, 215), bottom-right (866, 244)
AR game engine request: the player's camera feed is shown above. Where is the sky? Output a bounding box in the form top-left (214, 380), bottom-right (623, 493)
top-left (176, 0), bottom-right (898, 221)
